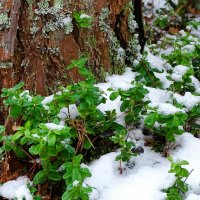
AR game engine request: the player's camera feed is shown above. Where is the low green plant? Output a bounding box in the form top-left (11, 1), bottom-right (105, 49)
top-left (169, 67), bottom-right (195, 94)
top-left (163, 157), bottom-right (191, 200)
top-left (154, 15), bottom-right (169, 30)
top-left (162, 35), bottom-right (200, 68)
top-left (73, 12), bottom-right (93, 28)
top-left (144, 110), bottom-right (188, 142)
top-left (110, 83), bottom-right (149, 125)
top-left (62, 155), bottom-right (92, 200)
top-left (0, 57), bottom-right (131, 199)
top-left (134, 53), bottom-right (162, 88)
top-left (187, 103), bottom-right (200, 135)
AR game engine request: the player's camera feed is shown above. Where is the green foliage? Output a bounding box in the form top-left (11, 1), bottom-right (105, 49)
top-left (134, 53), bottom-right (162, 88)
top-left (62, 155), bottom-right (92, 200)
top-left (110, 129), bottom-right (135, 162)
top-left (170, 67), bottom-right (194, 93)
top-left (163, 157), bottom-right (190, 200)
top-left (0, 57), bottom-right (129, 199)
top-left (154, 15), bottom-right (169, 29)
top-left (145, 111), bottom-right (187, 141)
top-left (186, 103), bottom-right (200, 135)
top-left (162, 34), bottom-right (200, 70)
top-left (73, 12), bottom-right (93, 28)
top-left (110, 83), bottom-right (149, 125)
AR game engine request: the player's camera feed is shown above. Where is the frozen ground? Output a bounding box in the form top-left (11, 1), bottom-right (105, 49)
top-left (0, 0), bottom-right (200, 199)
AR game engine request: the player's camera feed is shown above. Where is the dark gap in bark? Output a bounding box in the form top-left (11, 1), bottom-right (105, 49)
top-left (114, 12), bottom-right (127, 49)
top-left (72, 20), bottom-right (80, 46)
top-left (133, 0), bottom-right (146, 53)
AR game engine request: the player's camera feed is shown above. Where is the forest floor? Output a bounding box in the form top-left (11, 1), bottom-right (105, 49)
top-left (0, 0), bottom-right (200, 200)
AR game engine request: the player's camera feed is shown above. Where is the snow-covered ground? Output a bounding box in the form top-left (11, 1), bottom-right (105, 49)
top-left (85, 132), bottom-right (200, 200)
top-left (1, 0), bottom-right (200, 200)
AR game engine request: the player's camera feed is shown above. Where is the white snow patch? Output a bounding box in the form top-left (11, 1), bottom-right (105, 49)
top-left (171, 65), bottom-right (189, 82)
top-left (80, 14), bottom-right (92, 19)
top-left (110, 80), bottom-right (133, 91)
top-left (105, 68), bottom-right (136, 85)
top-left (58, 105), bottom-right (79, 119)
top-left (153, 103), bottom-right (184, 115)
top-left (0, 176), bottom-right (33, 200)
top-left (173, 92), bottom-right (200, 110)
top-left (45, 123), bottom-right (65, 130)
top-left (154, 72), bottom-right (172, 89)
top-left (42, 95), bottom-right (54, 110)
top-left (181, 44), bottom-right (195, 53)
top-left (172, 133), bottom-right (200, 196)
top-left (145, 87), bottom-right (172, 104)
top-left (85, 148), bottom-right (174, 200)
top-left (147, 52), bottom-right (165, 72)
top-left (191, 76), bottom-right (200, 91)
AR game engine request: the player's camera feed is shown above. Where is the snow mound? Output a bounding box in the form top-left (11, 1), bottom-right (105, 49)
top-left (0, 176), bottom-right (33, 200)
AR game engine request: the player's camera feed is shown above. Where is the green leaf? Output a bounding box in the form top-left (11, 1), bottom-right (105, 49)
top-left (120, 100), bottom-right (130, 112)
top-left (29, 145), bottom-right (41, 155)
top-left (48, 133), bottom-right (56, 146)
top-left (72, 168), bottom-right (82, 181)
top-left (48, 171), bottom-right (61, 181)
top-left (83, 139), bottom-right (92, 149)
top-left (0, 125), bottom-right (5, 134)
top-left (110, 91), bottom-right (119, 101)
top-left (67, 57), bottom-right (88, 70)
top-left (10, 104), bottom-right (22, 119)
top-left (12, 131), bottom-right (24, 141)
top-left (20, 136), bottom-right (28, 145)
top-left (47, 146), bottom-right (57, 156)
top-left (13, 82), bottom-right (24, 90)
top-left (145, 112), bottom-right (158, 127)
top-left (33, 170), bottom-right (47, 185)
top-left (73, 155), bottom-right (83, 167)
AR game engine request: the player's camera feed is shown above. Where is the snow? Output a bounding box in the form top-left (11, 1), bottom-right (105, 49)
top-left (173, 92), bottom-right (200, 110)
top-left (191, 76), bottom-right (200, 91)
top-left (42, 94), bottom-right (54, 110)
top-left (96, 68), bottom-right (136, 125)
top-left (0, 176), bottom-right (33, 200)
top-left (45, 123), bottom-right (65, 130)
top-left (145, 87), bottom-right (172, 104)
top-left (154, 72), bottom-right (172, 89)
top-left (58, 105), bottom-right (79, 119)
top-left (105, 68), bottom-right (136, 85)
top-left (181, 44), bottom-right (196, 53)
top-left (84, 132), bottom-right (200, 200)
top-left (171, 65), bottom-right (189, 82)
top-left (186, 194), bottom-right (200, 200)
top-left (147, 52), bottom-right (165, 72)
top-left (110, 80), bottom-right (133, 91)
top-left (80, 14), bottom-right (92, 19)
top-left (155, 103), bottom-right (184, 115)
top-left (73, 180), bottom-right (80, 187)
top-left (172, 133), bottom-right (200, 195)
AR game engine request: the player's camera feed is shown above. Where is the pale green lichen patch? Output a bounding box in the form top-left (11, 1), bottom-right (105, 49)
top-left (127, 1), bottom-right (141, 62)
top-left (0, 62), bottom-right (13, 69)
top-left (99, 7), bottom-right (126, 73)
top-left (0, 13), bottom-right (11, 30)
top-left (99, 2), bottom-right (141, 69)
top-left (32, 0), bottom-right (73, 36)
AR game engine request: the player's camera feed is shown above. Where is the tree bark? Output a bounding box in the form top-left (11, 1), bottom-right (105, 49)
top-left (0, 0), bottom-right (138, 96)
